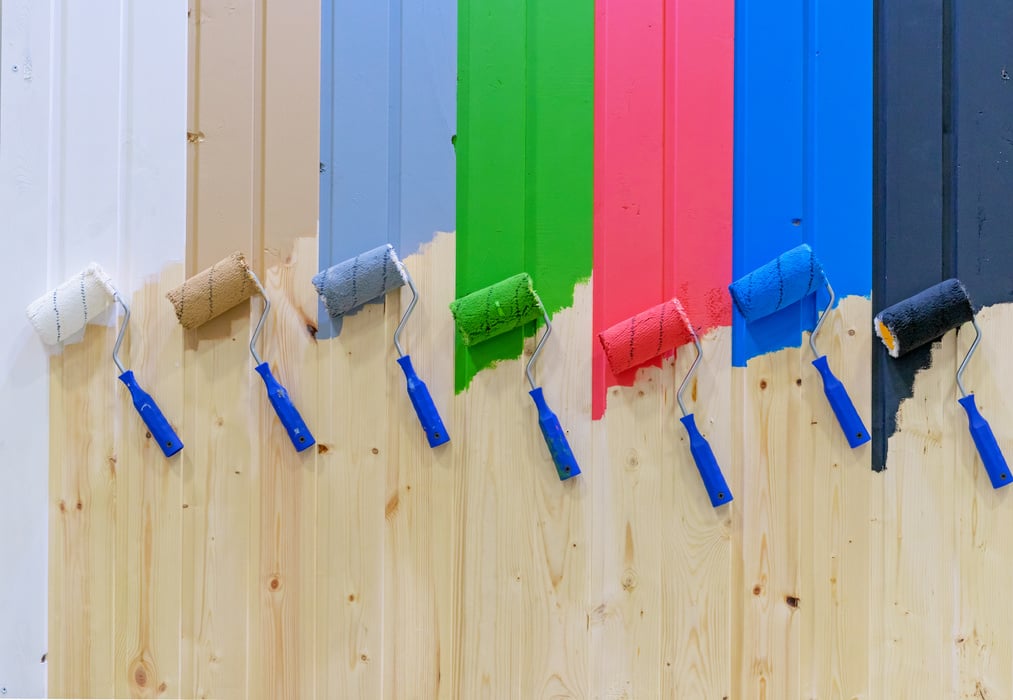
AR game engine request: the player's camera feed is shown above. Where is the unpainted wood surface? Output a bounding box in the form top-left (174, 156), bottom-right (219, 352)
top-left (48, 222), bottom-right (1013, 699)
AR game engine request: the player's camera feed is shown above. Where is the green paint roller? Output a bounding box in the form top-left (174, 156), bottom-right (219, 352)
top-left (449, 273), bottom-right (581, 480)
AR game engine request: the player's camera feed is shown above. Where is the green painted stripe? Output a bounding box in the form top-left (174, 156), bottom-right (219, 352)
top-left (455, 0), bottom-right (594, 392)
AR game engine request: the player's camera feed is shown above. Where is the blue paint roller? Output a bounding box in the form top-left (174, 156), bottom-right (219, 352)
top-left (27, 265), bottom-right (184, 457)
top-left (729, 244), bottom-right (870, 448)
top-left (313, 244), bottom-right (450, 448)
top-left (875, 279), bottom-right (1010, 489)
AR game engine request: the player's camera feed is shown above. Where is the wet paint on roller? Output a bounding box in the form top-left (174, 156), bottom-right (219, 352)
top-left (318, 0), bottom-right (456, 339)
top-left (597, 299), bottom-right (696, 377)
top-left (455, 0), bottom-right (593, 392)
top-left (591, 0), bottom-right (734, 418)
top-left (732, 0), bottom-right (871, 366)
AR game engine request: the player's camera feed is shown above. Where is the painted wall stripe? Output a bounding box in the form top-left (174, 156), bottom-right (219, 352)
top-left (455, 0), bottom-right (594, 392)
top-left (873, 0), bottom-right (1013, 471)
top-left (318, 0), bottom-right (456, 338)
top-left (732, 0), bottom-right (871, 367)
top-left (592, 0), bottom-right (734, 419)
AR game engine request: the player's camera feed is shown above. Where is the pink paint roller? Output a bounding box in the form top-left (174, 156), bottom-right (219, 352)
top-left (598, 298), bottom-right (732, 507)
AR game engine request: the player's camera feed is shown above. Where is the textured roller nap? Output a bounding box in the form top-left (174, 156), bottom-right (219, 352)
top-left (449, 272), bottom-right (541, 346)
top-left (166, 252), bottom-right (254, 329)
top-left (598, 298), bottom-right (695, 374)
top-left (875, 278), bottom-right (975, 358)
top-left (312, 244), bottom-right (406, 318)
top-left (26, 264), bottom-right (116, 345)
top-left (728, 243), bottom-right (827, 321)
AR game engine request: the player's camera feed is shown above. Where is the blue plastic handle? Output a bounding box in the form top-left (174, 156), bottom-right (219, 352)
top-left (679, 413), bottom-right (733, 507)
top-left (397, 355), bottom-right (450, 448)
top-left (811, 355), bottom-right (871, 448)
top-left (118, 370), bottom-right (183, 458)
top-left (958, 394), bottom-right (1012, 490)
top-left (529, 387), bottom-right (581, 481)
top-left (254, 362), bottom-right (315, 452)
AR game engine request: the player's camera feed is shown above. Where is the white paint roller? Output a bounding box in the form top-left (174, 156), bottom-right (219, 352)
top-left (26, 264), bottom-right (184, 457)
top-left (25, 264), bottom-right (116, 345)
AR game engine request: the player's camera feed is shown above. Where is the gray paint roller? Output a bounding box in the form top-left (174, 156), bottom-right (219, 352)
top-left (312, 244), bottom-right (450, 448)
top-left (729, 244), bottom-right (870, 448)
top-left (167, 252), bottom-right (315, 452)
top-left (26, 264), bottom-right (183, 457)
top-left (875, 279), bottom-right (1010, 489)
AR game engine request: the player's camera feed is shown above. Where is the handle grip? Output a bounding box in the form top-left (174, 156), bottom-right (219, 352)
top-left (679, 413), bottom-right (733, 507)
top-left (255, 362), bottom-right (315, 452)
top-left (397, 355), bottom-right (450, 447)
top-left (958, 394), bottom-right (1012, 489)
top-left (811, 355), bottom-right (870, 448)
top-left (118, 370), bottom-right (183, 458)
top-left (529, 387), bottom-right (581, 481)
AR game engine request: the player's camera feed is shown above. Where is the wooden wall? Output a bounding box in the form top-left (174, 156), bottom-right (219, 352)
top-left (36, 2), bottom-right (1013, 700)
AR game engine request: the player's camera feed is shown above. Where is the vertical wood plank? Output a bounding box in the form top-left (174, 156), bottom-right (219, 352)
top-left (50, 325), bottom-right (118, 698)
top-left (878, 334), bottom-right (957, 697)
top-left (114, 272), bottom-right (185, 700)
top-left (518, 283), bottom-right (592, 698)
top-left (451, 357), bottom-right (525, 697)
top-left (591, 369), bottom-right (664, 698)
top-left (381, 234), bottom-right (459, 699)
top-left (0, 0), bottom-right (53, 694)
top-left (732, 349), bottom-right (803, 699)
top-left (318, 302), bottom-right (387, 699)
top-left (661, 328), bottom-right (733, 698)
top-left (182, 1), bottom-right (256, 697)
top-left (47, 0), bottom-right (128, 693)
top-left (952, 306), bottom-right (1013, 698)
top-left (255, 0), bottom-right (320, 697)
top-left (800, 297), bottom-right (872, 699)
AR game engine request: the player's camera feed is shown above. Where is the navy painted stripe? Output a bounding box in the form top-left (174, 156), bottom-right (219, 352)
top-left (874, 0), bottom-right (1013, 471)
top-left (873, 0), bottom-right (946, 471)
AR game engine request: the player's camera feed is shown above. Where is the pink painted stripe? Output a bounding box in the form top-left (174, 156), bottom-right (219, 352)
top-left (592, 0), bottom-right (734, 420)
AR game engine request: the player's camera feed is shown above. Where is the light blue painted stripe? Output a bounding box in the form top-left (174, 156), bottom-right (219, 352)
top-left (318, 0), bottom-right (456, 338)
top-left (732, 0), bottom-right (871, 366)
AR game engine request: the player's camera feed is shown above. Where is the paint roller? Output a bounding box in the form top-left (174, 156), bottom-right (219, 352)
top-left (729, 244), bottom-right (870, 448)
top-left (598, 299), bottom-right (732, 507)
top-left (26, 264), bottom-right (184, 457)
top-left (166, 252), bottom-right (315, 452)
top-left (875, 279), bottom-right (1010, 489)
top-left (312, 244), bottom-right (450, 448)
top-left (449, 273), bottom-right (580, 480)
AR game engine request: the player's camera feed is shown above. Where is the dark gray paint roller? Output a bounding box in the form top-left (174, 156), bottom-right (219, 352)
top-left (875, 279), bottom-right (1010, 489)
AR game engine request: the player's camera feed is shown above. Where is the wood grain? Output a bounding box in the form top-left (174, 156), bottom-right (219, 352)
top-left (733, 346), bottom-right (803, 699)
top-left (114, 271), bottom-right (185, 699)
top-left (318, 298), bottom-right (387, 699)
top-left (878, 328), bottom-right (957, 697)
top-left (382, 234), bottom-right (459, 699)
top-left (800, 296), bottom-right (872, 700)
top-left (952, 304), bottom-right (1013, 699)
top-left (183, 1), bottom-right (258, 697)
top-left (49, 323), bottom-right (118, 698)
top-left (591, 353), bottom-right (665, 698)
top-left (661, 326), bottom-right (733, 698)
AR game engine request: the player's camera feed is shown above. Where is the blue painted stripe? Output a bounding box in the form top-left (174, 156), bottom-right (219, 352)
top-left (318, 0), bottom-right (456, 338)
top-left (732, 0), bottom-right (871, 366)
